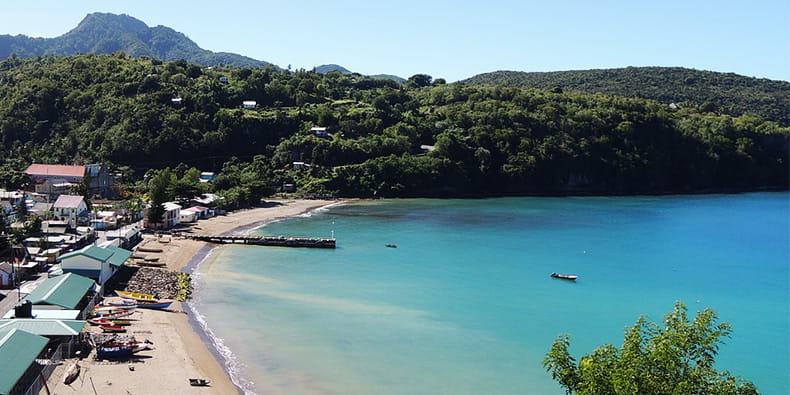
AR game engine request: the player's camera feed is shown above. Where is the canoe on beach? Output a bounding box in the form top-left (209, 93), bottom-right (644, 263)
top-left (135, 260), bottom-right (167, 267)
top-left (189, 378), bottom-right (210, 386)
top-left (137, 246), bottom-right (164, 253)
top-left (116, 290), bottom-right (157, 301)
top-left (135, 300), bottom-right (173, 309)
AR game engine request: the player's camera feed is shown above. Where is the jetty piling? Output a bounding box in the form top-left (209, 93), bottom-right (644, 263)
top-left (185, 235), bottom-right (336, 248)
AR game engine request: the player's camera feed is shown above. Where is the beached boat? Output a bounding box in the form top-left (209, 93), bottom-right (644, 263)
top-left (93, 309), bottom-right (135, 319)
top-left (143, 256), bottom-right (160, 262)
top-left (550, 272), bottom-right (578, 280)
top-left (97, 345), bottom-right (134, 359)
top-left (100, 324), bottom-right (126, 333)
top-left (88, 317), bottom-right (131, 326)
top-left (189, 378), bottom-right (210, 386)
top-left (116, 290), bottom-right (157, 301)
top-left (108, 299), bottom-right (137, 307)
top-left (137, 246), bottom-right (164, 253)
top-left (135, 300), bottom-right (173, 309)
top-left (62, 362), bottom-right (80, 384)
top-left (136, 260), bottom-right (167, 267)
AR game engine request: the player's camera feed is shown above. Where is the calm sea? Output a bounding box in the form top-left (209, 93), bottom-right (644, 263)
top-left (189, 193), bottom-right (789, 395)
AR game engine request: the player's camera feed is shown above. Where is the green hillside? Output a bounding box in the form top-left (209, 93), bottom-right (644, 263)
top-left (0, 12), bottom-right (274, 68)
top-left (462, 67), bottom-right (790, 126)
top-left (0, 55), bottom-right (786, 204)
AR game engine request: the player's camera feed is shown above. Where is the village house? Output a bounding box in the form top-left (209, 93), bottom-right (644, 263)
top-left (0, 261), bottom-right (14, 289)
top-left (143, 202), bottom-right (182, 229)
top-left (311, 126), bottom-right (330, 137)
top-left (199, 172), bottom-right (215, 183)
top-left (0, 328), bottom-right (49, 395)
top-left (57, 244), bottom-right (132, 285)
top-left (85, 164), bottom-right (115, 198)
top-left (52, 195), bottom-right (88, 228)
top-left (243, 100), bottom-right (257, 109)
top-left (20, 272), bottom-right (97, 318)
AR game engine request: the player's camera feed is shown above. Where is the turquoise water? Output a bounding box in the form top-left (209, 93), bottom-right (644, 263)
top-left (190, 193), bottom-right (789, 395)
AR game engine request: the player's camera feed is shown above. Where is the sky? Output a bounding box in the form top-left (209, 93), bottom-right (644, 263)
top-left (2, 0), bottom-right (788, 82)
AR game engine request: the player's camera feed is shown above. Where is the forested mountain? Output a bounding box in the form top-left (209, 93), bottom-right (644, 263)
top-left (0, 12), bottom-right (274, 68)
top-left (314, 64), bottom-right (405, 82)
top-left (462, 68), bottom-right (790, 126)
top-left (0, 55), bottom-right (786, 204)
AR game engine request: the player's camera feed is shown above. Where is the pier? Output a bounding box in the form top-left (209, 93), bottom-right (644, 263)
top-left (186, 234), bottom-right (336, 249)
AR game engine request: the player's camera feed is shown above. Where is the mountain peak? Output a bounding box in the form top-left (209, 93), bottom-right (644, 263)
top-left (70, 12), bottom-right (149, 36)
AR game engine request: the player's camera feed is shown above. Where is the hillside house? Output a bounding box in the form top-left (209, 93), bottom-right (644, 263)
top-left (292, 161), bottom-right (311, 170)
top-left (311, 127), bottom-right (330, 137)
top-left (199, 172), bottom-right (215, 183)
top-left (52, 195), bottom-right (88, 228)
top-left (243, 100), bottom-right (257, 109)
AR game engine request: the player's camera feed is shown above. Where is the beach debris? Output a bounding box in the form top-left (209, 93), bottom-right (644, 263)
top-left (63, 361), bottom-right (80, 384)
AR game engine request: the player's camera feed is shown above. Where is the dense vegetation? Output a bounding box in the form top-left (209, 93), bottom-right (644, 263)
top-left (0, 12), bottom-right (272, 68)
top-left (544, 303), bottom-right (757, 394)
top-left (463, 68), bottom-right (790, 126)
top-left (0, 54), bottom-right (786, 207)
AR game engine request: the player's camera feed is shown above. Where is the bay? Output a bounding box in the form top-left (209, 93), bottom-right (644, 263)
top-left (190, 193), bottom-right (789, 394)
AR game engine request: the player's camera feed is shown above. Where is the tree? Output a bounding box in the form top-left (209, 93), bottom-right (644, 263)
top-left (146, 168), bottom-right (173, 226)
top-left (543, 302), bottom-right (758, 395)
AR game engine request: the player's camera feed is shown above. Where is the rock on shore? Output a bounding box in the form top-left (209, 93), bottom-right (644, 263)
top-left (125, 267), bottom-right (182, 299)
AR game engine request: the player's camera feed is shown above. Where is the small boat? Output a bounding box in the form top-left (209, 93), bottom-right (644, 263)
top-left (97, 345), bottom-right (134, 359)
top-left (108, 299), bottom-right (137, 307)
top-left (385, 244), bottom-right (397, 248)
top-left (550, 272), bottom-right (578, 281)
top-left (93, 309), bottom-right (135, 319)
top-left (137, 246), bottom-right (164, 253)
top-left (94, 304), bottom-right (136, 312)
top-left (189, 378), bottom-right (210, 387)
top-left (135, 300), bottom-right (173, 309)
top-left (136, 260), bottom-right (167, 267)
top-left (116, 290), bottom-right (157, 301)
top-left (89, 318), bottom-right (132, 326)
top-left (63, 362), bottom-right (80, 384)
top-left (100, 324), bottom-right (127, 333)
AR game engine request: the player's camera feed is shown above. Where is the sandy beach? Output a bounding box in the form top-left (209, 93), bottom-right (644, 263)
top-left (48, 199), bottom-right (339, 395)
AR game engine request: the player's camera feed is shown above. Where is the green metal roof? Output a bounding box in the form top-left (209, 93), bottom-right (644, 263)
top-left (58, 245), bottom-right (132, 269)
top-left (0, 328), bottom-right (48, 395)
top-left (105, 245), bottom-right (133, 268)
top-left (22, 273), bottom-right (95, 309)
top-left (0, 319), bottom-right (85, 336)
top-left (59, 245), bottom-right (112, 262)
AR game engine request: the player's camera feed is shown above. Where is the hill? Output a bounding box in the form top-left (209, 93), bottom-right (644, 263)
top-left (0, 55), bottom-right (786, 204)
top-left (0, 12), bottom-right (275, 68)
top-left (314, 63), bottom-right (405, 82)
top-left (462, 67), bottom-right (790, 126)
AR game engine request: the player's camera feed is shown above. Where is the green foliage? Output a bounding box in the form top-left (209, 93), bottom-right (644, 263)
top-left (0, 55), bottom-right (786, 202)
top-left (543, 302), bottom-right (759, 395)
top-left (462, 67), bottom-right (790, 126)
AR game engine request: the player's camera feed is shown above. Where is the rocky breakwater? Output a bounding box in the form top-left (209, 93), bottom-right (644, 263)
top-left (125, 267), bottom-right (190, 300)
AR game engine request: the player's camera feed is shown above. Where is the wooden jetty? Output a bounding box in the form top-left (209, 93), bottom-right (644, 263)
top-left (186, 235), bottom-right (336, 249)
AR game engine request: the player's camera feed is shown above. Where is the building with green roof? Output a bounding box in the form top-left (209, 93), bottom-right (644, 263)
top-left (58, 244), bottom-right (132, 284)
top-left (0, 328), bottom-right (48, 395)
top-left (22, 273), bottom-right (95, 310)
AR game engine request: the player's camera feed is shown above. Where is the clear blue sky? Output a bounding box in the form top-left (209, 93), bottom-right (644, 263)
top-left (2, 0), bottom-right (788, 82)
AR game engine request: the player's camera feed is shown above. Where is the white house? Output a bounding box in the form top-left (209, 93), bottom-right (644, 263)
top-left (52, 195), bottom-right (88, 228)
top-left (143, 202), bottom-right (182, 229)
top-left (311, 126), bottom-right (329, 137)
top-left (58, 245), bottom-right (132, 285)
top-left (242, 100), bottom-right (257, 109)
top-left (180, 210), bottom-right (197, 223)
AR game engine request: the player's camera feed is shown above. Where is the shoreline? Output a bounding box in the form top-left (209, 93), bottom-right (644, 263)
top-left (173, 199), bottom-right (345, 394)
top-left (47, 199), bottom-right (342, 395)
